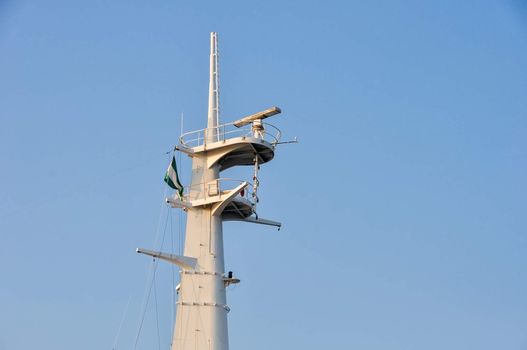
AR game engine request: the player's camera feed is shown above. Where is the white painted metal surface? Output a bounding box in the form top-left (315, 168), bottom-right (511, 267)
top-left (137, 32), bottom-right (283, 350)
top-left (207, 32), bottom-right (220, 142)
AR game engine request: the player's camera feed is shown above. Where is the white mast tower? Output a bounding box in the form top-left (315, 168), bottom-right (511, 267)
top-left (137, 32), bottom-right (283, 350)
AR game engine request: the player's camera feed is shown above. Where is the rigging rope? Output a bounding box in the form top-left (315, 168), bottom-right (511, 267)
top-left (170, 208), bottom-right (177, 345)
top-left (132, 259), bottom-right (158, 350)
top-left (153, 275), bottom-right (161, 350)
top-left (111, 295), bottom-right (132, 350)
top-left (133, 184), bottom-right (170, 350)
top-left (131, 150), bottom-right (186, 350)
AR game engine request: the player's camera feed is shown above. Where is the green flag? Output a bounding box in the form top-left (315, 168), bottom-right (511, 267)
top-left (164, 156), bottom-right (184, 198)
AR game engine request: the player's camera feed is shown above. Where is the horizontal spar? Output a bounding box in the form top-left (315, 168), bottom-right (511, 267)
top-left (136, 248), bottom-right (197, 270)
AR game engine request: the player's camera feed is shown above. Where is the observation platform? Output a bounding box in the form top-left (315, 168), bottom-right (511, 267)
top-left (166, 179), bottom-right (255, 219)
top-left (178, 122), bottom-right (281, 171)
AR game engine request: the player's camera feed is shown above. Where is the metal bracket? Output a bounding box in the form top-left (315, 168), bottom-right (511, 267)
top-left (166, 196), bottom-right (193, 209)
top-left (136, 248), bottom-right (198, 270)
top-left (174, 144), bottom-right (195, 155)
top-left (211, 181), bottom-right (249, 216)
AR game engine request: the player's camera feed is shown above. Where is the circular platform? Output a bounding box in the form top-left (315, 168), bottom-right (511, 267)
top-left (221, 197), bottom-right (254, 220)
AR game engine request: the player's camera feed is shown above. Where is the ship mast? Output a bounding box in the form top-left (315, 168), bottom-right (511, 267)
top-left (137, 32), bottom-right (283, 350)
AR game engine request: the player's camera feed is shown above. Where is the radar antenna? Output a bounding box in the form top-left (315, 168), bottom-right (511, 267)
top-left (233, 106), bottom-right (281, 139)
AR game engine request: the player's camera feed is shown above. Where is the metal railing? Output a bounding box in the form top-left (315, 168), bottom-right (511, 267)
top-left (179, 122), bottom-right (281, 148)
top-left (181, 178), bottom-right (255, 205)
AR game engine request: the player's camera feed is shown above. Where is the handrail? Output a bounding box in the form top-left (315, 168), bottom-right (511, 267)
top-left (179, 122), bottom-right (281, 148)
top-left (180, 178), bottom-right (256, 204)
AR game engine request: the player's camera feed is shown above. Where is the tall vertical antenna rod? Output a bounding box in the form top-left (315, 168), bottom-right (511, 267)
top-left (207, 32), bottom-right (220, 142)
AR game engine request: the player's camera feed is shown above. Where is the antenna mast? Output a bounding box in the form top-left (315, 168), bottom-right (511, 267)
top-left (138, 32), bottom-right (285, 350)
top-left (207, 32), bottom-right (220, 142)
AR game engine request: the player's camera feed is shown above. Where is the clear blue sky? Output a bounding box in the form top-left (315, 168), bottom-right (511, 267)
top-left (1, 1), bottom-right (526, 349)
